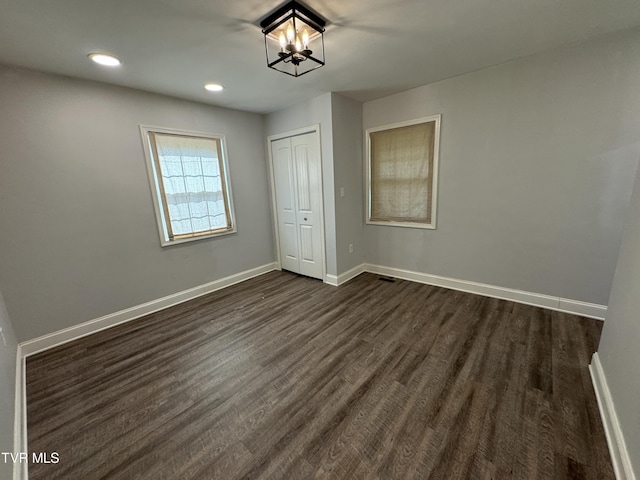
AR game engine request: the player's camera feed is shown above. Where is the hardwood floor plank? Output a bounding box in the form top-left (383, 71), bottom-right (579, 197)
top-left (26, 271), bottom-right (615, 480)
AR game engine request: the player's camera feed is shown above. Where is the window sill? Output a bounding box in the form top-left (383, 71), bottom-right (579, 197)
top-left (159, 227), bottom-right (237, 247)
top-left (365, 219), bottom-right (436, 230)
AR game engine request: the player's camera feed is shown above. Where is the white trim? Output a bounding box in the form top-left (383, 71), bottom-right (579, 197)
top-left (324, 274), bottom-right (338, 286)
top-left (590, 353), bottom-right (637, 480)
top-left (339, 264), bottom-right (367, 285)
top-left (31, 260), bottom-right (599, 355)
top-left (558, 298), bottom-right (607, 319)
top-left (13, 345), bottom-right (27, 480)
top-left (266, 124), bottom-right (327, 282)
top-left (19, 263), bottom-right (278, 357)
top-left (268, 125), bottom-right (321, 142)
top-left (365, 114), bottom-right (441, 230)
top-left (325, 264), bottom-right (366, 287)
top-left (363, 264), bottom-right (607, 319)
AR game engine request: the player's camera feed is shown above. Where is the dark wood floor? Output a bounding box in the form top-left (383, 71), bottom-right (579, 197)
top-left (26, 271), bottom-right (614, 480)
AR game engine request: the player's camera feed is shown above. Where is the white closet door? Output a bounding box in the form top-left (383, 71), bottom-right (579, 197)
top-left (272, 137), bottom-right (300, 274)
top-left (271, 132), bottom-right (324, 280)
top-left (290, 133), bottom-right (323, 279)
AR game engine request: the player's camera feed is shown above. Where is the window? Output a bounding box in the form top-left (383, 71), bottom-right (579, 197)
top-left (366, 115), bottom-right (440, 229)
top-left (140, 126), bottom-right (236, 246)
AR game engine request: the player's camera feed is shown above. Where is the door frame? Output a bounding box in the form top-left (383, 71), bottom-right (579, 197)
top-left (267, 124), bottom-right (327, 282)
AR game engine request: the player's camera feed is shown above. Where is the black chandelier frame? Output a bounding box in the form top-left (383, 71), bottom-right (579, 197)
top-left (260, 0), bottom-right (326, 77)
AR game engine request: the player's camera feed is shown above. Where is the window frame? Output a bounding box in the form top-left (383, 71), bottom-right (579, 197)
top-left (365, 115), bottom-right (441, 230)
top-left (140, 125), bottom-right (237, 247)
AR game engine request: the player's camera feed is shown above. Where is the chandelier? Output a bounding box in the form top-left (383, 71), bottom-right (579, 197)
top-left (260, 0), bottom-right (326, 77)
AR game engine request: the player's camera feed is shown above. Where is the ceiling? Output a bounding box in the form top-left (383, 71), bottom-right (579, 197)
top-left (2, 0), bottom-right (640, 114)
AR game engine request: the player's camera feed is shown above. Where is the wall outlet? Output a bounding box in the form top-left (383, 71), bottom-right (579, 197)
top-left (340, 187), bottom-right (345, 197)
top-left (349, 244), bottom-right (354, 254)
top-left (0, 327), bottom-right (6, 347)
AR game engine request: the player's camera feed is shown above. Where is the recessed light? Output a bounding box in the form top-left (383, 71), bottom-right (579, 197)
top-left (88, 53), bottom-right (121, 67)
top-left (204, 83), bottom-right (224, 92)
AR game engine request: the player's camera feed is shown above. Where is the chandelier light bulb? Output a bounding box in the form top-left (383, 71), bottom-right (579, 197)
top-left (286, 23), bottom-right (295, 43)
top-left (279, 31), bottom-right (286, 51)
top-left (295, 37), bottom-right (302, 53)
top-left (302, 29), bottom-right (310, 49)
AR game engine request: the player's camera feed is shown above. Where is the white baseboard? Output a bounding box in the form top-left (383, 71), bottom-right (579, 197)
top-left (13, 345), bottom-right (27, 480)
top-left (324, 274), bottom-right (338, 286)
top-left (20, 261), bottom-right (605, 359)
top-left (325, 264), bottom-right (367, 287)
top-left (338, 264), bottom-right (367, 285)
top-left (19, 263), bottom-right (278, 357)
top-left (363, 264), bottom-right (607, 320)
top-left (557, 298), bottom-right (607, 318)
top-left (590, 353), bottom-right (637, 480)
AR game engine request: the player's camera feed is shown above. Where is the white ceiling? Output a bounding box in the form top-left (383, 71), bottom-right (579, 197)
top-left (2, 0), bottom-right (640, 114)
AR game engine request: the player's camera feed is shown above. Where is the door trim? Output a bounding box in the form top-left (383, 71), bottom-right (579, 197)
top-left (267, 124), bottom-right (327, 282)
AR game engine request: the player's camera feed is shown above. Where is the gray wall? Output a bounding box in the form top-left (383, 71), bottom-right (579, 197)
top-left (362, 28), bottom-right (640, 305)
top-left (0, 66), bottom-right (275, 342)
top-left (265, 93), bottom-right (338, 277)
top-left (330, 93), bottom-right (365, 274)
top-left (0, 289), bottom-right (17, 479)
top-left (597, 164), bottom-right (640, 476)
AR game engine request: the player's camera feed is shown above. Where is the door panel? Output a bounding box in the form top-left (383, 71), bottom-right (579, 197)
top-left (299, 225), bottom-right (315, 262)
top-left (283, 222), bottom-right (298, 261)
top-left (272, 138), bottom-right (299, 274)
top-left (295, 146), bottom-right (311, 211)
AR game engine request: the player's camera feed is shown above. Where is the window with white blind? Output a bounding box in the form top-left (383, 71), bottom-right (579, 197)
top-left (366, 115), bottom-right (441, 229)
top-left (140, 126), bottom-right (236, 246)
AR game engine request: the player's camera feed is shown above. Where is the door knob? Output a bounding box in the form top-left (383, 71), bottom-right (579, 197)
top-left (304, 217), bottom-right (308, 221)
